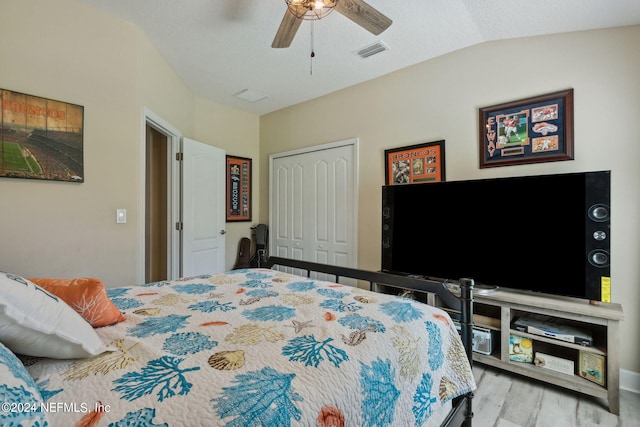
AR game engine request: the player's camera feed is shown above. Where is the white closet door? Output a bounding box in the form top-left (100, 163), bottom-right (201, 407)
top-left (182, 137), bottom-right (226, 276)
top-left (270, 139), bottom-right (357, 272)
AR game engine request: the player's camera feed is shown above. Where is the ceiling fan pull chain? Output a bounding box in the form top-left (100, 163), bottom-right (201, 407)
top-left (310, 20), bottom-right (315, 75)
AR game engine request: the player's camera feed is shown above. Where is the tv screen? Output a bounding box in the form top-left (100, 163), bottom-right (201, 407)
top-left (381, 171), bottom-right (610, 301)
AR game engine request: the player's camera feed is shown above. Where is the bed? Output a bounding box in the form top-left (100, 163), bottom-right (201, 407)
top-left (0, 257), bottom-right (475, 427)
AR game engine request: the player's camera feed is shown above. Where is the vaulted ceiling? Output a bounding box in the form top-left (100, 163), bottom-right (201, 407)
top-left (79, 0), bottom-right (640, 115)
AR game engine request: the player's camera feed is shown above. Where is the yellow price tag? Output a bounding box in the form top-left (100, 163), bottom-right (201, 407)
top-left (601, 277), bottom-right (611, 303)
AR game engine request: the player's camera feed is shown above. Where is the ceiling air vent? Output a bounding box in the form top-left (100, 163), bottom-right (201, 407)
top-left (356, 41), bottom-right (389, 59)
top-left (234, 89), bottom-right (268, 103)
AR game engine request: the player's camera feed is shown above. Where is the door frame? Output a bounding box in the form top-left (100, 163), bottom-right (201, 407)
top-left (143, 108), bottom-right (182, 281)
top-left (268, 137), bottom-right (359, 268)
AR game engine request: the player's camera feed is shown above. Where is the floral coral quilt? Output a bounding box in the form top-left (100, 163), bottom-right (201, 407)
top-left (26, 268), bottom-right (476, 427)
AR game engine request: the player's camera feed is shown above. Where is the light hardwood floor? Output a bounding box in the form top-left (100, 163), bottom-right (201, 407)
top-left (472, 364), bottom-right (640, 426)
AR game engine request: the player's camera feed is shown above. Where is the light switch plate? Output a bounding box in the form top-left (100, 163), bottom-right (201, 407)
top-left (116, 209), bottom-right (127, 224)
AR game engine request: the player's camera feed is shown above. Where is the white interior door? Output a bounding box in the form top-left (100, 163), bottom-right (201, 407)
top-left (270, 139), bottom-right (358, 274)
top-left (182, 137), bottom-right (226, 276)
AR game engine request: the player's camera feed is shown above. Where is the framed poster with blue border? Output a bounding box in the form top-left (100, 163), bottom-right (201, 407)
top-left (479, 89), bottom-right (574, 168)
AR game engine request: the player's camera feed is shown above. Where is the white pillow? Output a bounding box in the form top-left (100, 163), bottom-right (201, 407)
top-left (0, 341), bottom-right (49, 426)
top-left (0, 271), bottom-right (109, 358)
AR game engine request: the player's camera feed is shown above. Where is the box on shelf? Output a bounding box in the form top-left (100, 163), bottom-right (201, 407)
top-left (453, 321), bottom-right (498, 355)
top-left (509, 335), bottom-right (533, 363)
top-left (579, 351), bottom-right (606, 386)
top-left (534, 352), bottom-right (575, 375)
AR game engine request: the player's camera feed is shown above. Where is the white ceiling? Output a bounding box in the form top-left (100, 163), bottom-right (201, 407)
top-left (78, 0), bottom-right (640, 115)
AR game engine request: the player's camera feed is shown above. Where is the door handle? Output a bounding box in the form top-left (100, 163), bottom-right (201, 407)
top-left (220, 230), bottom-right (226, 235)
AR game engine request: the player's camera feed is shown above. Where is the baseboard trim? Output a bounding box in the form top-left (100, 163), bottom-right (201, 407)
top-left (620, 369), bottom-right (640, 394)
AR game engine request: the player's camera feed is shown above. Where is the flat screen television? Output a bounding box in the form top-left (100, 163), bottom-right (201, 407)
top-left (381, 171), bottom-right (611, 301)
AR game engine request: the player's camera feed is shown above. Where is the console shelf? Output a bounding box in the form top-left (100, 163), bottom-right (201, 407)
top-left (474, 289), bottom-right (623, 414)
top-left (375, 284), bottom-right (624, 414)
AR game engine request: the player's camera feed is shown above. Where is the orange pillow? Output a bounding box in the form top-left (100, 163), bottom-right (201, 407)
top-left (27, 277), bottom-right (126, 328)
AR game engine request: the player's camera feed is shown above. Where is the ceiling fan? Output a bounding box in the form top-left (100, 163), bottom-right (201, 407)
top-left (272, 0), bottom-right (392, 48)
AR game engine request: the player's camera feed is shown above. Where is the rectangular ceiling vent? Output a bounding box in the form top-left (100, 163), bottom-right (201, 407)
top-left (356, 41), bottom-right (389, 59)
top-left (234, 89), bottom-right (268, 103)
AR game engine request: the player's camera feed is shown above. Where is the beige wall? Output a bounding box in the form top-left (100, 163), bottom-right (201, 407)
top-left (0, 0), bottom-right (141, 285)
top-left (0, 0), bottom-right (260, 284)
top-left (260, 26), bottom-right (640, 374)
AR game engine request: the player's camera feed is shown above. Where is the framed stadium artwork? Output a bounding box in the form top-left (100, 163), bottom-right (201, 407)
top-left (226, 155), bottom-right (252, 222)
top-left (479, 89), bottom-right (574, 168)
top-left (0, 88), bottom-right (84, 182)
top-left (384, 140), bottom-right (445, 185)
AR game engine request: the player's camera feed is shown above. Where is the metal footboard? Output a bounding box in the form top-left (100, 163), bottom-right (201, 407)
top-left (264, 256), bottom-right (474, 427)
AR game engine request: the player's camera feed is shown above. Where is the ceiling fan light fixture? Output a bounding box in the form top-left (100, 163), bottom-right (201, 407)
top-left (272, 0), bottom-right (391, 50)
top-left (285, 0), bottom-right (337, 20)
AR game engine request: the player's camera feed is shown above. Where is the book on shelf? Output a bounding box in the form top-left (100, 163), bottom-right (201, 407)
top-left (509, 335), bottom-right (533, 363)
top-left (534, 352), bottom-right (575, 375)
top-left (579, 351), bottom-right (606, 386)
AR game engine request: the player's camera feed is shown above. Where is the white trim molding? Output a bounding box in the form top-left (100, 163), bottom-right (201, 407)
top-left (142, 108), bottom-right (183, 283)
top-left (621, 369), bottom-right (640, 394)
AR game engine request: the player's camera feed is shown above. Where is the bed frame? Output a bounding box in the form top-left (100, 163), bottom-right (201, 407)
top-left (264, 256), bottom-right (474, 427)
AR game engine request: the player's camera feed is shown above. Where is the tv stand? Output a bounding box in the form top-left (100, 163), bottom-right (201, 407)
top-left (374, 284), bottom-right (624, 414)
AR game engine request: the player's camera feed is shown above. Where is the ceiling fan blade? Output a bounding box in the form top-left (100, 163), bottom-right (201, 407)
top-left (272, 9), bottom-right (304, 48)
top-left (335, 0), bottom-right (392, 35)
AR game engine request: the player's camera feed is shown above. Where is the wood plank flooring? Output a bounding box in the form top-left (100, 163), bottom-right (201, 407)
top-left (472, 364), bottom-right (640, 426)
